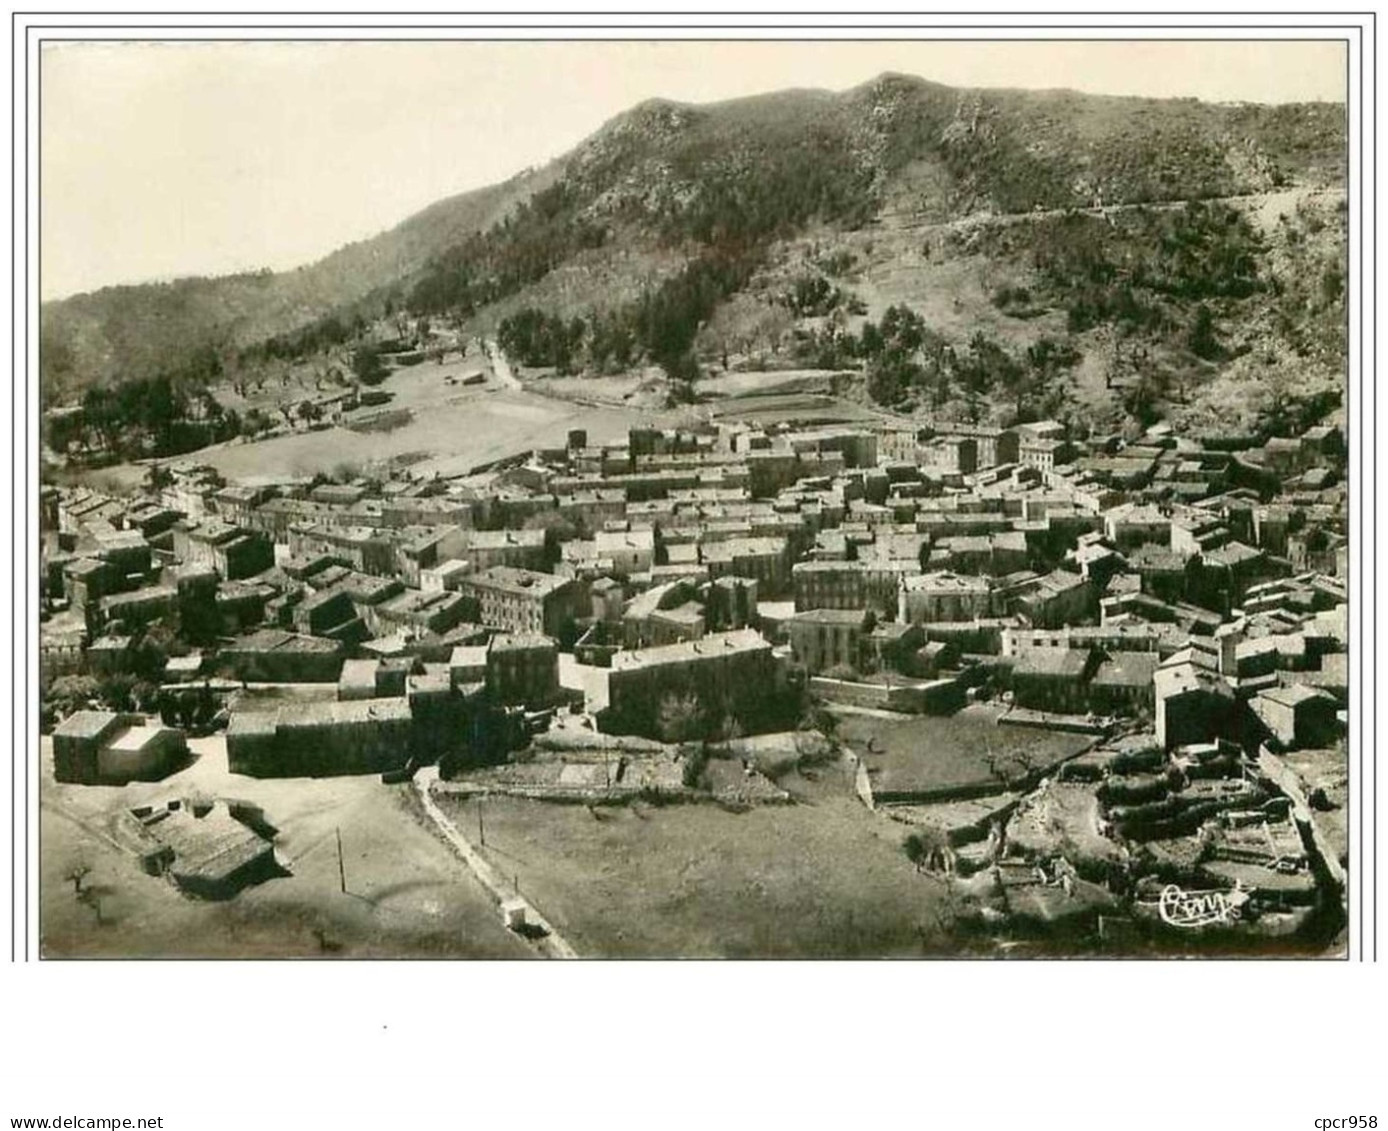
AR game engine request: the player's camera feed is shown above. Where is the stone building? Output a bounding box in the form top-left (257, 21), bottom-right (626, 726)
top-left (601, 628), bottom-right (781, 740)
top-left (786, 608), bottom-right (874, 675)
top-left (459, 566), bottom-right (577, 639)
top-left (899, 571), bottom-right (997, 623)
top-left (226, 697), bottom-right (415, 777)
top-left (52, 710), bottom-right (187, 785)
top-left (485, 634), bottom-right (560, 708)
top-left (1154, 661), bottom-right (1237, 749)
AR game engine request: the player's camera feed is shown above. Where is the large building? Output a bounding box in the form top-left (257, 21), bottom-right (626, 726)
top-left (786, 608), bottom-right (874, 674)
top-left (601, 628), bottom-right (781, 740)
top-left (792, 560), bottom-right (910, 614)
top-left (458, 566), bottom-right (577, 638)
top-left (226, 697), bottom-right (415, 777)
top-left (485, 633), bottom-right (560, 708)
top-left (455, 528), bottom-right (548, 572)
top-left (52, 711), bottom-right (187, 785)
top-left (899, 571), bottom-right (998, 623)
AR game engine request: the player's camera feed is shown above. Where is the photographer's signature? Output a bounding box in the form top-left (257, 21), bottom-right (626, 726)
top-left (1158, 882), bottom-right (1251, 928)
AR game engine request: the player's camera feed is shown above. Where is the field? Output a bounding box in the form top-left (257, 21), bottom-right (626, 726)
top-left (434, 757), bottom-right (957, 958)
top-left (87, 345), bottom-right (671, 490)
top-left (39, 736), bottom-right (531, 959)
top-left (835, 705), bottom-right (1096, 800)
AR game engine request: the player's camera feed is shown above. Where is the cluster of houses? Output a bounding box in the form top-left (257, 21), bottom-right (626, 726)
top-left (40, 401), bottom-right (1349, 939)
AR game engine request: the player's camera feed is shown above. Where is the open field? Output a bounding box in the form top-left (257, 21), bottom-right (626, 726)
top-left (835, 705), bottom-right (1096, 800)
top-left (39, 737), bottom-right (530, 959)
top-left (434, 758), bottom-right (955, 958)
top-left (694, 368), bottom-right (848, 400)
top-left (91, 351), bottom-right (675, 489)
top-left (706, 392), bottom-right (890, 428)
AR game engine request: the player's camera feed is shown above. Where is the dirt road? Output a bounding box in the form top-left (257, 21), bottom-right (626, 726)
top-left (485, 339), bottom-right (522, 392)
top-left (413, 766), bottom-right (578, 959)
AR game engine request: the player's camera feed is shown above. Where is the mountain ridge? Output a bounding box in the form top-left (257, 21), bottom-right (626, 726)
top-left (40, 71), bottom-right (1345, 404)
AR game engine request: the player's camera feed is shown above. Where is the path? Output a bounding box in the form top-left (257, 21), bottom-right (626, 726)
top-left (485, 339), bottom-right (522, 392)
top-left (876, 185), bottom-right (1343, 235)
top-left (412, 766), bottom-right (578, 959)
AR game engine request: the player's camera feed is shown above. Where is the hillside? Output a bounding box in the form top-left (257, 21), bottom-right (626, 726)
top-left (42, 72), bottom-right (1346, 438)
top-left (40, 161), bottom-right (561, 401)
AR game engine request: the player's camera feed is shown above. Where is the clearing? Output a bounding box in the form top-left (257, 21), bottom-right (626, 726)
top-left (39, 736), bottom-right (530, 959)
top-left (433, 757), bottom-right (955, 958)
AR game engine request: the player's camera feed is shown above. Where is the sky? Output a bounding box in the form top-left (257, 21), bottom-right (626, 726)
top-left (40, 39), bottom-right (1347, 301)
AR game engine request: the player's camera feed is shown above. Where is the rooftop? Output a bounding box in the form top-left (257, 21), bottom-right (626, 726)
top-left (463, 566), bottom-right (571, 597)
top-left (611, 628), bottom-right (770, 672)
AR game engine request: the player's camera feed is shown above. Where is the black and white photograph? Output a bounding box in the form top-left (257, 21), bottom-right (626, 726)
top-left (29, 34), bottom-right (1358, 960)
top-left (3, 10), bottom-right (1383, 1129)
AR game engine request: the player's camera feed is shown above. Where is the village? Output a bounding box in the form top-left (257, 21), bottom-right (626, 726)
top-left (37, 337), bottom-right (1350, 956)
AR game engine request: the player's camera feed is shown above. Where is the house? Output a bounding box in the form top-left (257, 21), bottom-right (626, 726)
top-left (1250, 685), bottom-right (1339, 749)
top-left (623, 580), bottom-right (704, 648)
top-left (1087, 652), bottom-right (1160, 715)
top-left (700, 536), bottom-right (791, 597)
top-left (454, 528), bottom-right (548, 572)
top-left (1010, 648), bottom-right (1095, 713)
top-left (1154, 662), bottom-right (1237, 749)
top-left (593, 529), bottom-right (656, 577)
top-left (375, 588), bottom-right (471, 636)
top-left (920, 436), bottom-right (978, 476)
top-left (63, 557), bottom-right (118, 615)
top-left (121, 798), bottom-right (279, 899)
top-left (786, 608), bottom-right (874, 675)
top-left (485, 634), bottom-right (560, 708)
top-left (449, 644), bottom-right (490, 688)
top-left (1262, 436), bottom-right (1310, 476)
top-left (176, 520), bottom-right (275, 580)
top-left (292, 587), bottom-right (367, 642)
top-left (458, 566), bottom-right (577, 639)
top-left (52, 710), bottom-right (187, 785)
top-left (868, 621), bottom-right (927, 673)
top-left (1018, 436), bottom-right (1067, 473)
top-left (226, 697), bottom-right (415, 777)
top-left (219, 629), bottom-right (345, 683)
top-left (1014, 570), bottom-right (1095, 629)
top-left (601, 629), bottom-right (781, 741)
top-left (338, 658), bottom-right (411, 701)
top-left (289, 524), bottom-right (396, 577)
top-left (704, 575), bottom-right (758, 632)
top-left (420, 559), bottom-right (473, 593)
top-left (96, 585), bottom-right (179, 633)
top-left (899, 572), bottom-right (997, 623)
top-left (1103, 503), bottom-right (1171, 551)
top-left (792, 560), bottom-right (909, 615)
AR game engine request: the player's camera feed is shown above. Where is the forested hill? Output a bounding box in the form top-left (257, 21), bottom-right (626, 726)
top-left (41, 72), bottom-right (1344, 402)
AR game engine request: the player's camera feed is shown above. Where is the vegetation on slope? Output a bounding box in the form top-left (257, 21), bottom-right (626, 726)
top-left (40, 72), bottom-right (1346, 440)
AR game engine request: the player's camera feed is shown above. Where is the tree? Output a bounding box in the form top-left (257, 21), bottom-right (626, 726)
top-left (63, 856), bottom-right (92, 895)
top-left (352, 345), bottom-right (389, 387)
top-left (656, 692), bottom-right (705, 744)
top-left (45, 674), bottom-right (100, 719)
top-left (76, 886), bottom-right (106, 927)
top-left (1188, 303), bottom-right (1220, 361)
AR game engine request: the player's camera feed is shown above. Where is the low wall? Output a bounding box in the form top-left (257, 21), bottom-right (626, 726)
top-left (811, 676), bottom-right (963, 715)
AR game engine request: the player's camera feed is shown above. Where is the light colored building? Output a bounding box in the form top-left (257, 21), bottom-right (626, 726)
top-left (52, 711), bottom-right (187, 785)
top-left (459, 566), bottom-right (577, 638)
top-left (786, 608), bottom-right (873, 674)
top-left (593, 529), bottom-right (656, 577)
top-left (899, 571), bottom-right (997, 623)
